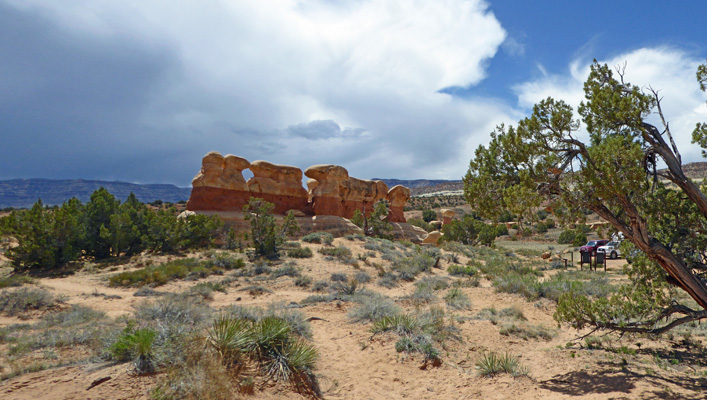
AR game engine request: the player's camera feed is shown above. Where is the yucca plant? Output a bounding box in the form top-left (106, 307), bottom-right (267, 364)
top-left (207, 315), bottom-right (251, 365)
top-left (371, 314), bottom-right (419, 336)
top-left (476, 351), bottom-right (528, 377)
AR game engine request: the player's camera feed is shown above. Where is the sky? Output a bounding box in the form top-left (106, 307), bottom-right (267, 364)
top-left (1, 0), bottom-right (706, 187)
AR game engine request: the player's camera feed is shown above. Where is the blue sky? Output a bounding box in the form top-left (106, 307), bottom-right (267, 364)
top-left (1, 1), bottom-right (706, 186)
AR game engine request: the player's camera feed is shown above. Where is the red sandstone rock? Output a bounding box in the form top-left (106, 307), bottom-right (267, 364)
top-left (305, 164), bottom-right (350, 216)
top-left (192, 151), bottom-right (226, 188)
top-left (386, 185), bottom-right (410, 223)
top-left (247, 160), bottom-right (309, 214)
top-left (440, 208), bottom-right (455, 225)
top-left (339, 177), bottom-right (388, 218)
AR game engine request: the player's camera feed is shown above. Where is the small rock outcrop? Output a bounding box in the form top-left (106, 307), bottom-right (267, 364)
top-left (440, 209), bottom-right (455, 225)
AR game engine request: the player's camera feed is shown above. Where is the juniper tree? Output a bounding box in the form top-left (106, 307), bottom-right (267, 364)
top-left (464, 59), bottom-right (707, 334)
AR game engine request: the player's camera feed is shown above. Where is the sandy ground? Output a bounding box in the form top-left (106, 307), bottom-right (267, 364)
top-left (1, 239), bottom-right (706, 400)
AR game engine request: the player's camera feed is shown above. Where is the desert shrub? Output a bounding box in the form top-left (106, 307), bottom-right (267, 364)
top-left (205, 252), bottom-right (246, 270)
top-left (109, 327), bottom-right (157, 373)
top-left (109, 258), bottom-right (218, 287)
top-left (294, 275), bottom-right (312, 288)
top-left (344, 233), bottom-right (366, 242)
top-left (441, 214), bottom-right (497, 246)
top-left (376, 272), bottom-right (400, 288)
top-left (319, 246), bottom-right (353, 260)
top-left (416, 276), bottom-right (450, 291)
top-left (372, 307), bottom-right (457, 365)
top-left (557, 229), bottom-right (576, 244)
top-left (330, 273), bottom-right (348, 282)
top-left (444, 288), bottom-right (471, 310)
top-left (243, 198), bottom-right (300, 258)
top-left (287, 247), bottom-right (313, 258)
top-left (0, 287), bottom-right (58, 316)
top-left (422, 209), bottom-right (437, 223)
top-left (330, 278), bottom-right (360, 296)
top-left (271, 265), bottom-right (300, 278)
top-left (308, 281), bottom-right (327, 293)
top-left (390, 253), bottom-right (436, 282)
top-left (447, 264), bottom-right (477, 277)
top-left (0, 274), bottom-right (35, 289)
top-left (406, 285), bottom-right (437, 305)
top-left (189, 282), bottom-right (227, 300)
top-left (348, 295), bottom-right (400, 323)
top-left (354, 271), bottom-right (372, 284)
top-left (495, 224), bottom-right (509, 237)
top-left (301, 232), bottom-right (334, 245)
top-left (351, 200), bottom-right (393, 239)
top-left (408, 217), bottom-right (433, 232)
top-left (476, 352), bottom-right (528, 377)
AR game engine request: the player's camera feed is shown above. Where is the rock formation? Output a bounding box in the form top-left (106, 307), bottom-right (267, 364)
top-left (187, 152), bottom-right (252, 211)
top-left (386, 185), bottom-right (410, 223)
top-left (186, 152), bottom-right (410, 224)
top-left (304, 164), bottom-right (349, 217)
top-left (247, 160), bottom-right (310, 214)
top-left (440, 209), bottom-right (455, 225)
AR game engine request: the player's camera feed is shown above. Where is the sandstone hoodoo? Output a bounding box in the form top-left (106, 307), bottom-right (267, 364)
top-left (386, 185), bottom-right (410, 223)
top-left (186, 152), bottom-right (414, 225)
top-left (247, 160), bottom-right (310, 214)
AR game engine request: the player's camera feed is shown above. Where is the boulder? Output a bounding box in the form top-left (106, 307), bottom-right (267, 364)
top-left (422, 230), bottom-right (443, 245)
top-left (386, 185), bottom-right (410, 223)
top-left (389, 222), bottom-right (428, 243)
top-left (541, 251), bottom-right (552, 260)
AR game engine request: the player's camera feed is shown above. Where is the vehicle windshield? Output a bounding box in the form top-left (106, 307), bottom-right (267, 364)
top-left (607, 242), bottom-right (618, 246)
top-left (586, 241), bottom-right (597, 246)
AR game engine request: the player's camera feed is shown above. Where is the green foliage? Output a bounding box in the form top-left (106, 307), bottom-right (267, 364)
top-left (109, 256), bottom-right (244, 287)
top-left (441, 214), bottom-right (497, 246)
top-left (287, 246), bottom-right (313, 258)
top-left (301, 232), bottom-right (334, 245)
top-left (407, 217), bottom-right (433, 232)
top-left (422, 209), bottom-right (437, 223)
top-left (464, 59), bottom-right (707, 333)
top-left (557, 229), bottom-right (576, 244)
top-left (110, 326), bottom-right (157, 373)
top-left (447, 264), bottom-right (477, 277)
top-left (351, 200), bottom-right (393, 239)
top-left (3, 190), bottom-right (222, 271)
top-left (476, 352), bottom-right (528, 377)
top-left (572, 232), bottom-right (588, 247)
top-left (243, 198), bottom-right (300, 258)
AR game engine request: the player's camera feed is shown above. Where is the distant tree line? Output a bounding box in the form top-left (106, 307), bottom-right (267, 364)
top-left (0, 188), bottom-right (222, 271)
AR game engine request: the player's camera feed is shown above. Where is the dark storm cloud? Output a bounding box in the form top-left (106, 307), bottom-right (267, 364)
top-left (0, 3), bottom-right (184, 183)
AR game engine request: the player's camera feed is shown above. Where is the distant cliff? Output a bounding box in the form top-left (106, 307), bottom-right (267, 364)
top-left (0, 179), bottom-right (191, 208)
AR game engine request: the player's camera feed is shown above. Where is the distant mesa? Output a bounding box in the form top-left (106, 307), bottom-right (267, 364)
top-left (186, 151), bottom-right (410, 223)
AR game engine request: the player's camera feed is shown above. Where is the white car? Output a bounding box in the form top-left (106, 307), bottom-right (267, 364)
top-left (597, 241), bottom-right (621, 259)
